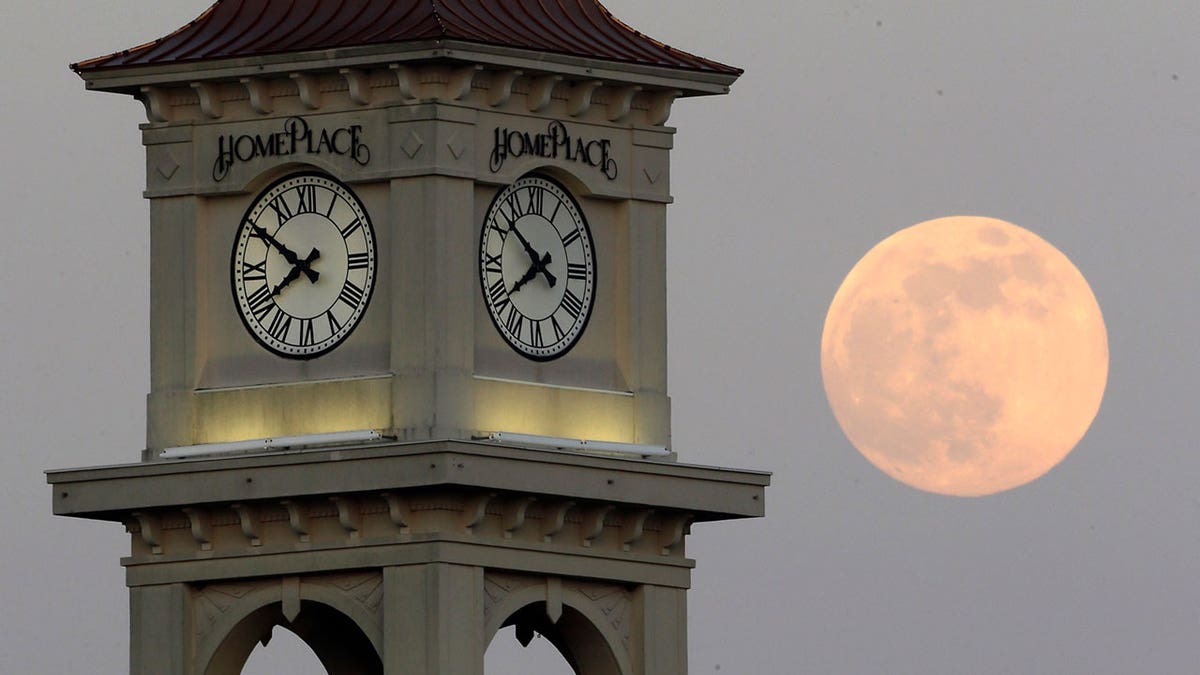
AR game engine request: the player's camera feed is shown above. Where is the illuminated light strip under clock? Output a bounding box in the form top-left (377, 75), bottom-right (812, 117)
top-left (485, 432), bottom-right (670, 458)
top-left (160, 429), bottom-right (383, 460)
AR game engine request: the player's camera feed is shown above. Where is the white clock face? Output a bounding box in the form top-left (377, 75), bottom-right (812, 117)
top-left (231, 172), bottom-right (377, 359)
top-left (479, 174), bottom-right (596, 361)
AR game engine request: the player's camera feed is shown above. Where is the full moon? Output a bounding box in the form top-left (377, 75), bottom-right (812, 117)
top-left (821, 216), bottom-right (1108, 496)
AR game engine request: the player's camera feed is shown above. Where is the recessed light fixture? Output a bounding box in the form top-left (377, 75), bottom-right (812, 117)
top-left (160, 429), bottom-right (384, 460)
top-left (483, 432), bottom-right (670, 458)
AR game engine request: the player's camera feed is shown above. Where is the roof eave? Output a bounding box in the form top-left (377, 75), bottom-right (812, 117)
top-left (75, 39), bottom-right (739, 98)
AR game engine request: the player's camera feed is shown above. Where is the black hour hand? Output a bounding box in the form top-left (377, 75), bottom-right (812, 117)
top-left (271, 248), bottom-right (321, 296)
top-left (510, 252), bottom-right (552, 294)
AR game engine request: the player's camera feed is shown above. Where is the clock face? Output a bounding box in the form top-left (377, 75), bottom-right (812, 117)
top-left (479, 174), bottom-right (596, 361)
top-left (231, 172), bottom-right (377, 359)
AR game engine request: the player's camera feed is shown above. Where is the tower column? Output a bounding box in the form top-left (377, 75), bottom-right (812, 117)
top-left (383, 564), bottom-right (486, 674)
top-left (130, 584), bottom-right (190, 675)
top-left (636, 584), bottom-right (689, 674)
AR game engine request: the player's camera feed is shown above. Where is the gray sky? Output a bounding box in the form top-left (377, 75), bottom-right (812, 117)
top-left (3, 1), bottom-right (1198, 673)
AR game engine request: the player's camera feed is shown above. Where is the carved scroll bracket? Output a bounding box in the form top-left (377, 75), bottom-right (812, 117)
top-left (542, 501), bottom-right (575, 543)
top-left (182, 507), bottom-right (213, 551)
top-left (290, 73), bottom-right (322, 110)
top-left (461, 493), bottom-right (496, 532)
top-left (620, 509), bottom-right (653, 552)
top-left (658, 513), bottom-right (693, 555)
top-left (502, 496), bottom-right (537, 539)
top-left (488, 70), bottom-right (522, 107)
top-left (382, 493), bottom-right (413, 533)
top-left (581, 505), bottom-right (615, 548)
top-left (230, 503), bottom-right (262, 547)
top-left (139, 86), bottom-right (171, 123)
top-left (527, 75), bottom-right (562, 112)
top-left (281, 500), bottom-right (310, 543)
top-left (330, 496), bottom-right (361, 540)
top-left (190, 82), bottom-right (224, 119)
top-left (240, 77), bottom-right (273, 114)
top-left (340, 68), bottom-right (371, 105)
top-left (647, 89), bottom-right (681, 126)
top-left (606, 85), bottom-right (641, 122)
top-left (447, 65), bottom-right (482, 100)
top-left (131, 511), bottom-right (163, 555)
top-left (568, 80), bottom-right (603, 117)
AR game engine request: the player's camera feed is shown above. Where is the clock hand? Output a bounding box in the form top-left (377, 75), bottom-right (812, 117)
top-left (271, 265), bottom-right (304, 297)
top-left (508, 223), bottom-right (558, 288)
top-left (270, 248), bottom-right (321, 296)
top-left (509, 252), bottom-right (553, 294)
top-left (540, 258), bottom-right (557, 288)
top-left (509, 266), bottom-right (539, 295)
top-left (251, 224), bottom-right (320, 283)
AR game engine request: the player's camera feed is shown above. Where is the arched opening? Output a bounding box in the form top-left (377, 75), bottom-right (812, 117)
top-left (242, 626), bottom-right (325, 674)
top-left (204, 600), bottom-right (381, 675)
top-left (486, 624), bottom-right (576, 674)
top-left (485, 602), bottom-right (626, 675)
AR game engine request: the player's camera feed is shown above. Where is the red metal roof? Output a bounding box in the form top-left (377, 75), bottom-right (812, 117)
top-left (73, 0), bottom-right (739, 75)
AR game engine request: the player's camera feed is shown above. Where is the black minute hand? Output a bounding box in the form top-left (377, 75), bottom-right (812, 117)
top-left (251, 224), bottom-right (319, 283)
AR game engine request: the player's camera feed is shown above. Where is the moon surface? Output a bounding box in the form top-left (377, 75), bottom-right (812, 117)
top-left (821, 216), bottom-right (1108, 496)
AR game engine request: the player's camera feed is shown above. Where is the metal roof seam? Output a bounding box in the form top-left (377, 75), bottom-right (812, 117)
top-left (324, 0), bottom-right (396, 48)
top-left (215, 0), bottom-right (295, 58)
top-left (172, 0), bottom-right (262, 62)
top-left (256, 0), bottom-right (323, 53)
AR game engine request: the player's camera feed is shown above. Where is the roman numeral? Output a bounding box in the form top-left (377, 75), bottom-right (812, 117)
top-left (347, 252), bottom-right (371, 270)
top-left (338, 280), bottom-right (365, 308)
top-left (298, 318), bottom-right (315, 347)
top-left (267, 311), bottom-right (292, 342)
top-left (548, 198), bottom-right (562, 223)
top-left (505, 192), bottom-right (525, 219)
top-left (488, 278), bottom-right (510, 312)
top-left (567, 262), bottom-right (588, 281)
top-left (504, 307), bottom-right (524, 339)
top-left (561, 289), bottom-right (584, 319)
top-left (483, 252), bottom-right (503, 275)
top-left (531, 320), bottom-right (545, 348)
top-left (489, 221), bottom-right (509, 241)
top-left (246, 285), bottom-right (274, 321)
top-left (268, 195), bottom-right (294, 222)
top-left (340, 218), bottom-right (363, 239)
top-left (527, 186), bottom-right (544, 215)
top-left (241, 260), bottom-right (267, 282)
top-left (325, 310), bottom-right (343, 335)
top-left (550, 315), bottom-right (566, 342)
top-left (488, 277), bottom-right (508, 302)
top-left (294, 184), bottom-right (318, 214)
top-left (561, 228), bottom-right (582, 247)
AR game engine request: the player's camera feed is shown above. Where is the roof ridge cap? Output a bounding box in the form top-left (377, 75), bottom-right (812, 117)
top-left (429, 0), bottom-right (449, 37)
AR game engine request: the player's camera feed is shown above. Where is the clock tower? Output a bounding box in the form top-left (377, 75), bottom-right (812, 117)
top-left (49, 2), bottom-right (768, 673)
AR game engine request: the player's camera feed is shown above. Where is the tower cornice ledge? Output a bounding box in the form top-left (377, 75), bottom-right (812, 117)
top-left (78, 41), bottom-right (738, 99)
top-left (48, 439), bottom-right (768, 522)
